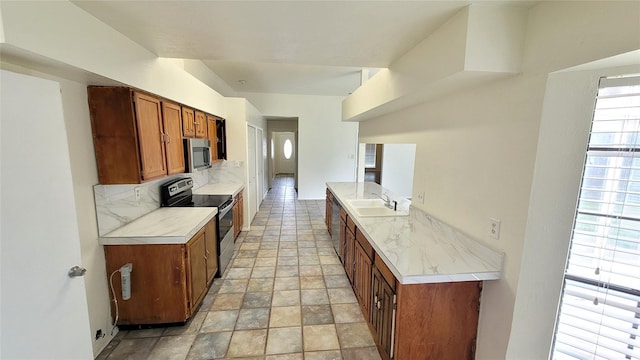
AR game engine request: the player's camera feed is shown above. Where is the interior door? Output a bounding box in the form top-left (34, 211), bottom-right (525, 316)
top-left (275, 132), bottom-right (295, 174)
top-left (247, 125), bottom-right (258, 223)
top-left (0, 70), bottom-right (93, 359)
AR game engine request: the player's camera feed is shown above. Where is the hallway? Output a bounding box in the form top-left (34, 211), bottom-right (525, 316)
top-left (98, 175), bottom-right (380, 360)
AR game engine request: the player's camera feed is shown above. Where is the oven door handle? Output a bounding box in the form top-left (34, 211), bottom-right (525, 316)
top-left (218, 199), bottom-right (234, 215)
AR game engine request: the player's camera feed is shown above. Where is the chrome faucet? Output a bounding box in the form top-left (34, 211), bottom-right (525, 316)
top-left (373, 192), bottom-right (397, 210)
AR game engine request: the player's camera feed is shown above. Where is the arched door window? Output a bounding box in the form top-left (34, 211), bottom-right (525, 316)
top-left (283, 139), bottom-right (293, 159)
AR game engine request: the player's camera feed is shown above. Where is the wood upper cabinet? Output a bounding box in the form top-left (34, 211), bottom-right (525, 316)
top-left (133, 92), bottom-right (167, 180)
top-left (353, 228), bottom-right (374, 320)
top-left (194, 111), bottom-right (207, 139)
top-left (207, 115), bottom-right (219, 161)
top-left (88, 87), bottom-right (184, 184)
top-left (161, 101), bottom-right (186, 175)
top-left (103, 218), bottom-right (217, 325)
top-left (182, 107), bottom-right (195, 138)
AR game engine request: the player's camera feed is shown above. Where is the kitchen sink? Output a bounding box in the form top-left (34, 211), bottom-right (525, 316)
top-left (347, 199), bottom-right (387, 208)
top-left (346, 198), bottom-right (409, 217)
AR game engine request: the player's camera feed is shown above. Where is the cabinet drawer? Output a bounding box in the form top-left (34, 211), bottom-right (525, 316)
top-left (340, 208), bottom-right (347, 221)
top-left (374, 254), bottom-right (396, 291)
top-left (355, 227), bottom-right (374, 260)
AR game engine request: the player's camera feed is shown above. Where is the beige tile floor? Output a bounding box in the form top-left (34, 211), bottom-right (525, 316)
top-left (97, 176), bottom-right (381, 360)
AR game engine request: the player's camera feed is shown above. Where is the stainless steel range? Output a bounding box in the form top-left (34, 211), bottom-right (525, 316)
top-left (160, 177), bottom-right (234, 277)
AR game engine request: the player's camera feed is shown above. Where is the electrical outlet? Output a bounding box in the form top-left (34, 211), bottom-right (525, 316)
top-left (490, 218), bottom-right (501, 240)
top-left (95, 329), bottom-right (103, 340)
top-left (416, 191), bottom-right (425, 204)
top-left (134, 187), bottom-right (141, 201)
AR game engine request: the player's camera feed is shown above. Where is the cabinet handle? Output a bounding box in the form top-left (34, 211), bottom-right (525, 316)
top-left (374, 293), bottom-right (379, 310)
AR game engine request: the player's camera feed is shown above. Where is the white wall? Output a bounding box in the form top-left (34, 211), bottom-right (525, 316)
top-left (380, 144), bottom-right (416, 198)
top-left (357, 2), bottom-right (640, 359)
top-left (508, 62), bottom-right (640, 359)
top-left (241, 92), bottom-right (359, 199)
top-left (225, 97), bottom-right (266, 226)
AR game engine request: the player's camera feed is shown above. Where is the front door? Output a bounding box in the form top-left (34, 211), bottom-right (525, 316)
top-left (0, 70), bottom-right (93, 359)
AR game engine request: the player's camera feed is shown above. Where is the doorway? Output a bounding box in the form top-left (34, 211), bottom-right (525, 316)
top-left (266, 118), bottom-right (299, 192)
top-left (273, 132), bottom-right (296, 176)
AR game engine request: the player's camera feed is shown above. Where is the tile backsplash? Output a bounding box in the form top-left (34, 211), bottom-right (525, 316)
top-left (94, 160), bottom-right (245, 236)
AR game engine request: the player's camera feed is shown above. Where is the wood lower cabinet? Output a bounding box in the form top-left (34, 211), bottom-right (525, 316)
top-left (194, 110), bottom-right (207, 139)
top-left (325, 189), bottom-right (333, 236)
top-left (103, 218), bottom-right (217, 325)
top-left (186, 230), bottom-right (208, 311)
top-left (344, 215), bottom-right (356, 284)
top-left (339, 209), bottom-right (347, 263)
top-left (394, 281), bottom-right (482, 360)
top-left (326, 187), bottom-right (484, 360)
top-left (233, 191), bottom-right (244, 239)
top-left (371, 255), bottom-right (397, 360)
top-left (369, 253), bottom-right (482, 360)
top-left (353, 228), bottom-right (373, 320)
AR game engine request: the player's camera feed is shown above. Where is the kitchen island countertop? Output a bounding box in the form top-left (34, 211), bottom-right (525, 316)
top-left (327, 182), bottom-right (504, 284)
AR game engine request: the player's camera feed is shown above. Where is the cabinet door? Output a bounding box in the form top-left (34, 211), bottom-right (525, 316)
top-left (339, 218), bottom-right (347, 264)
top-left (103, 244), bottom-right (188, 325)
top-left (182, 107), bottom-right (195, 138)
top-left (207, 115), bottom-right (219, 161)
top-left (133, 92), bottom-right (167, 181)
top-left (216, 119), bottom-right (227, 160)
top-left (233, 198), bottom-right (241, 239)
top-left (195, 111), bottom-right (207, 139)
top-left (344, 227), bottom-right (355, 284)
top-left (353, 241), bottom-right (373, 320)
top-left (204, 219), bottom-right (218, 283)
top-left (237, 193), bottom-right (244, 231)
top-left (372, 266), bottom-right (396, 360)
top-left (325, 190), bottom-right (333, 235)
top-left (187, 231), bottom-right (208, 312)
top-left (162, 101), bottom-right (185, 175)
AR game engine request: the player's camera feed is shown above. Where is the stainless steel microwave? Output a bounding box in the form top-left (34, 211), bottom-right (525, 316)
top-left (184, 138), bottom-right (212, 172)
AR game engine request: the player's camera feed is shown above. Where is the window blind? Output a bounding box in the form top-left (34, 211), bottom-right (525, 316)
top-left (552, 75), bottom-right (640, 360)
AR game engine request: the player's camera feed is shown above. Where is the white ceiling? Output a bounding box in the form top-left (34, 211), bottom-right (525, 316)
top-left (72, 1), bottom-right (534, 96)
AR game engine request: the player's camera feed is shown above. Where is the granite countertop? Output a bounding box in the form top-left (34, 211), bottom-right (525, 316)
top-left (99, 207), bottom-right (217, 245)
top-left (194, 182), bottom-right (244, 197)
top-left (326, 182), bottom-right (504, 284)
